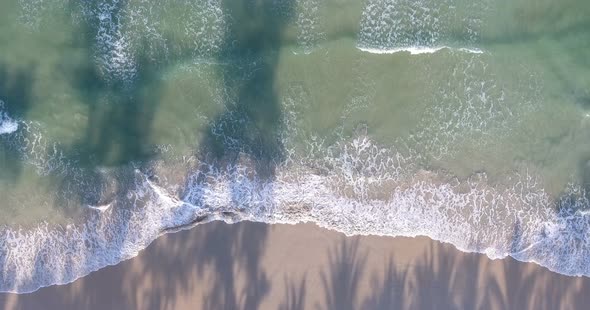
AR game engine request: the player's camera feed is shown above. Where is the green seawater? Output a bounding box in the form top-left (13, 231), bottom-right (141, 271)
top-left (1, 0), bottom-right (590, 293)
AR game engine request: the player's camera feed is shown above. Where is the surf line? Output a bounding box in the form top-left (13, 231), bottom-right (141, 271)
top-left (357, 45), bottom-right (485, 55)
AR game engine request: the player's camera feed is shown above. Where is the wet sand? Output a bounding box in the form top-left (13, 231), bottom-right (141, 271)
top-left (1, 221), bottom-right (589, 310)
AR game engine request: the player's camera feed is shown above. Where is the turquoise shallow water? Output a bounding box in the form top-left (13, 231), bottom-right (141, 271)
top-left (1, 0), bottom-right (590, 293)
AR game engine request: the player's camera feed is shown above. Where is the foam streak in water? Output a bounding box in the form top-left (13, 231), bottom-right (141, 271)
top-left (2, 135), bottom-right (590, 293)
top-left (0, 101), bottom-right (18, 135)
top-left (357, 46), bottom-right (484, 55)
top-left (357, 0), bottom-right (487, 53)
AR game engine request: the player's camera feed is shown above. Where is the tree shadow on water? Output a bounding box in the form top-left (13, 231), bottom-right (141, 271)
top-left (0, 63), bottom-right (36, 183)
top-left (193, 0), bottom-right (295, 181)
top-left (60, 2), bottom-right (163, 168)
top-left (173, 1), bottom-right (298, 307)
top-left (54, 55), bottom-right (162, 215)
top-left (0, 64), bottom-right (34, 119)
top-left (1, 0), bottom-right (295, 308)
top-left (52, 0), bottom-right (165, 214)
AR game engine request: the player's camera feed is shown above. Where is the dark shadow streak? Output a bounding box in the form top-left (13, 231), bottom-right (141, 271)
top-left (279, 274), bottom-right (307, 310)
top-left (0, 64), bottom-right (35, 183)
top-left (181, 1), bottom-right (297, 308)
top-left (318, 237), bottom-right (367, 310)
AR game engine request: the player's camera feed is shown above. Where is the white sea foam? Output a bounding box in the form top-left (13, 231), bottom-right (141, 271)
top-left (0, 168), bottom-right (194, 293)
top-left (0, 39), bottom-right (561, 296)
top-left (176, 0), bottom-right (227, 57)
top-left (0, 119), bottom-right (67, 175)
top-left (0, 121), bottom-right (18, 135)
top-left (293, 0), bottom-right (324, 53)
top-left (0, 101), bottom-right (19, 135)
top-left (357, 0), bottom-right (488, 55)
top-left (5, 0), bottom-right (589, 295)
top-left (357, 46), bottom-right (484, 55)
top-left (2, 134), bottom-right (590, 293)
top-left (75, 0), bottom-right (228, 83)
top-left (89, 0), bottom-right (137, 83)
top-left (17, 0), bottom-right (62, 29)
top-left (87, 203), bottom-right (112, 212)
top-left (409, 53), bottom-right (541, 160)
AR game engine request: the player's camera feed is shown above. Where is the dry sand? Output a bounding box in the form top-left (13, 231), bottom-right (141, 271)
top-left (1, 221), bottom-right (590, 310)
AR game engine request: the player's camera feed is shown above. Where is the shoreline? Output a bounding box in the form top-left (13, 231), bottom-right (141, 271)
top-left (2, 221), bottom-right (590, 309)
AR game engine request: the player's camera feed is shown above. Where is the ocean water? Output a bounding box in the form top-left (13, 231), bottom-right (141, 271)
top-left (1, 0), bottom-right (590, 293)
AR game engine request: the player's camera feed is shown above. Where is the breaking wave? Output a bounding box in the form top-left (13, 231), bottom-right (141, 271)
top-left (5, 0), bottom-right (590, 296)
top-left (0, 52), bottom-right (585, 291)
top-left (3, 132), bottom-right (590, 293)
top-left (357, 46), bottom-right (484, 55)
top-left (357, 0), bottom-right (488, 54)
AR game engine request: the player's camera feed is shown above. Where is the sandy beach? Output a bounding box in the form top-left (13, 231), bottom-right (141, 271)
top-left (1, 221), bottom-right (589, 310)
